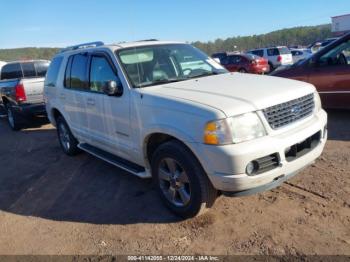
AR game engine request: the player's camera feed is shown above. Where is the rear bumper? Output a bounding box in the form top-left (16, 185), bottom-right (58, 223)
top-left (12, 103), bottom-right (46, 117)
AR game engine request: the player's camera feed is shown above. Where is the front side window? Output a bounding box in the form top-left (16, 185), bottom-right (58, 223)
top-left (318, 39), bottom-right (350, 67)
top-left (251, 50), bottom-right (264, 57)
top-left (116, 44), bottom-right (227, 88)
top-left (90, 55), bottom-right (119, 92)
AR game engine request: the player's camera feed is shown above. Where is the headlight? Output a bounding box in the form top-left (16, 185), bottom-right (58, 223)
top-left (314, 92), bottom-right (322, 112)
top-left (203, 112), bottom-right (266, 145)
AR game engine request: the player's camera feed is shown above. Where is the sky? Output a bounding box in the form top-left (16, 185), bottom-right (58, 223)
top-left (0, 0), bottom-right (349, 49)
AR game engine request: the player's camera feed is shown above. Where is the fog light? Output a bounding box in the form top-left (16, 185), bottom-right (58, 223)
top-left (246, 161), bottom-right (258, 175)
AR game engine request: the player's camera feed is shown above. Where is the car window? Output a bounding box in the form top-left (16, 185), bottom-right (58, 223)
top-left (90, 55), bottom-right (119, 93)
top-left (69, 54), bottom-right (89, 90)
top-left (318, 39), bottom-right (350, 67)
top-left (251, 50), bottom-right (264, 57)
top-left (45, 56), bottom-right (63, 87)
top-left (21, 62), bottom-right (36, 78)
top-left (267, 48), bottom-right (280, 56)
top-left (35, 61), bottom-right (50, 77)
top-left (117, 44), bottom-right (226, 88)
top-left (64, 56), bottom-right (73, 88)
top-left (278, 47), bottom-right (291, 55)
top-left (1, 63), bottom-right (22, 80)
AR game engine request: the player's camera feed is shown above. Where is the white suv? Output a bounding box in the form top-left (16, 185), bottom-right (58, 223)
top-left (44, 40), bottom-right (327, 218)
top-left (247, 46), bottom-right (293, 70)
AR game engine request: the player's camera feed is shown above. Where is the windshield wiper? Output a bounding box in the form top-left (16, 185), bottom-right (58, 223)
top-left (137, 78), bottom-right (186, 88)
top-left (186, 71), bottom-right (220, 79)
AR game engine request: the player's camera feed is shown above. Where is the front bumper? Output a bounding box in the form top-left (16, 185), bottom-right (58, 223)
top-left (190, 109), bottom-right (327, 192)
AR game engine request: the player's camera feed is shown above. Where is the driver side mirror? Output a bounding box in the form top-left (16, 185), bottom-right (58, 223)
top-left (103, 80), bottom-right (123, 96)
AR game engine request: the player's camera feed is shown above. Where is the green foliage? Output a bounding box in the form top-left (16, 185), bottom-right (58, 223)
top-left (193, 24), bottom-right (332, 55)
top-left (0, 47), bottom-right (60, 62)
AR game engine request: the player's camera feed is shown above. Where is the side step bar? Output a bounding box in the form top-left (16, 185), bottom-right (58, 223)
top-left (78, 143), bottom-right (151, 179)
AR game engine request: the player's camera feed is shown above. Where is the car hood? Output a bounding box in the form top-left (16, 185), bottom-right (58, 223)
top-left (141, 73), bottom-right (315, 117)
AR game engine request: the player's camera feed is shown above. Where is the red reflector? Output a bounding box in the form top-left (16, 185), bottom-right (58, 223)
top-left (15, 83), bottom-right (26, 102)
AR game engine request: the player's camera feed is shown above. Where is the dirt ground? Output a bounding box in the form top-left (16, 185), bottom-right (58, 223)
top-left (0, 110), bottom-right (349, 256)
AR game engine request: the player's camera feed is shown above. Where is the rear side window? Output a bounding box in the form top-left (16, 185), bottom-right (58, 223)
top-left (251, 50), bottom-right (264, 57)
top-left (1, 63), bottom-right (22, 80)
top-left (21, 62), bottom-right (36, 77)
top-left (45, 56), bottom-right (63, 87)
top-left (68, 54), bottom-right (89, 90)
top-left (267, 48), bottom-right (280, 56)
top-left (35, 61), bottom-right (50, 77)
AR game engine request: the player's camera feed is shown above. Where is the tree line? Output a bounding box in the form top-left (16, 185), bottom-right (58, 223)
top-left (192, 24), bottom-right (332, 54)
top-left (0, 24), bottom-right (332, 62)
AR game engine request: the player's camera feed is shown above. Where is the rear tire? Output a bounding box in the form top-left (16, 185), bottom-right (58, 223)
top-left (238, 68), bottom-right (247, 73)
top-left (268, 62), bottom-right (274, 72)
top-left (56, 116), bottom-right (80, 156)
top-left (151, 140), bottom-right (217, 218)
top-left (6, 104), bottom-right (22, 131)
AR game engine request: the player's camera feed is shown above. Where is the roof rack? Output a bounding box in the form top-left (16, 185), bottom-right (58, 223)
top-left (59, 41), bottom-right (104, 53)
top-left (137, 39), bottom-right (158, 42)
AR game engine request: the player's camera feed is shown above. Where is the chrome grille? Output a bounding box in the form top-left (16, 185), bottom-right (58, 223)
top-left (263, 94), bottom-right (314, 129)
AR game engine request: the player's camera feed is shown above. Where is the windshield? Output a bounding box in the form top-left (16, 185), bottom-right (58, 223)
top-left (116, 44), bottom-right (228, 88)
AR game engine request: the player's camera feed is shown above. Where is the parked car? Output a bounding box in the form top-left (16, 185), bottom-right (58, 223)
top-left (45, 40), bottom-right (327, 218)
top-left (211, 52), bottom-right (229, 63)
top-left (247, 46), bottom-right (293, 70)
top-left (271, 33), bottom-right (350, 109)
top-left (290, 48), bottom-right (312, 63)
top-left (309, 37), bottom-right (339, 53)
top-left (0, 60), bottom-right (50, 130)
top-left (220, 53), bottom-right (269, 74)
top-left (0, 61), bottom-right (6, 73)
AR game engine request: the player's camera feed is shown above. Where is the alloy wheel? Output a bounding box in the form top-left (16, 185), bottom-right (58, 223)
top-left (158, 158), bottom-right (191, 207)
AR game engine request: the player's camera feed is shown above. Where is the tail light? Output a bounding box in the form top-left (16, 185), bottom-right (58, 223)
top-left (277, 55), bottom-right (282, 62)
top-left (15, 83), bottom-right (26, 102)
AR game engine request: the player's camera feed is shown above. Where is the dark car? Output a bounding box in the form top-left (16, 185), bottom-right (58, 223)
top-left (271, 33), bottom-right (350, 109)
top-left (219, 53), bottom-right (270, 74)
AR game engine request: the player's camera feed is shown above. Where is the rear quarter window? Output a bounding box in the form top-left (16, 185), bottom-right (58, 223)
top-left (45, 56), bottom-right (63, 87)
top-left (0, 63), bottom-right (22, 80)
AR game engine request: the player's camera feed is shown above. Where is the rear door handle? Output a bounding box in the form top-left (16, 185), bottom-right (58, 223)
top-left (86, 98), bottom-right (95, 106)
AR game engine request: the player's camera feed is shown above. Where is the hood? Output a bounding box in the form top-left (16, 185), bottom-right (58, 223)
top-left (141, 73), bottom-right (315, 117)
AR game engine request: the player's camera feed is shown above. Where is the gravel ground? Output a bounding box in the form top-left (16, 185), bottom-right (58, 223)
top-left (0, 110), bottom-right (349, 255)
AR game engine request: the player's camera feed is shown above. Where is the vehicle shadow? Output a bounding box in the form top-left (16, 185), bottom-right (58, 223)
top-left (0, 109), bottom-right (347, 225)
top-left (326, 109), bottom-right (350, 141)
top-left (0, 119), bottom-right (180, 225)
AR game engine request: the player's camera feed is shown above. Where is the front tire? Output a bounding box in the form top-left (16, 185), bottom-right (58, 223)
top-left (56, 116), bottom-right (80, 156)
top-left (151, 140), bottom-right (217, 218)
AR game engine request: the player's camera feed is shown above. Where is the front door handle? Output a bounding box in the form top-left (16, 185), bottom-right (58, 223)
top-left (59, 93), bottom-right (65, 100)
